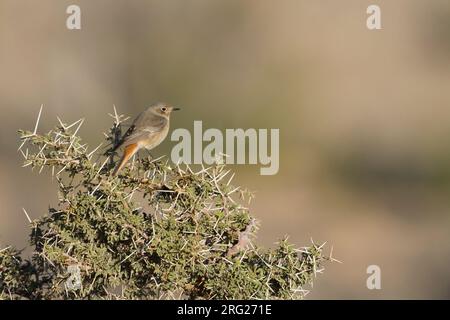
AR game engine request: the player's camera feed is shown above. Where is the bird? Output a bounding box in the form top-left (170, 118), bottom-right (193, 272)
top-left (111, 102), bottom-right (180, 176)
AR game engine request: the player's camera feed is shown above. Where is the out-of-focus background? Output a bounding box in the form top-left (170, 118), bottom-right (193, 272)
top-left (1, 0), bottom-right (450, 299)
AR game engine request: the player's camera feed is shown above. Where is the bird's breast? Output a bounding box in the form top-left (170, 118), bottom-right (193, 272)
top-left (143, 124), bottom-right (169, 150)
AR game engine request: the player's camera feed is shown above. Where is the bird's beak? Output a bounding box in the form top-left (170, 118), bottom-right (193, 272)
top-left (173, 107), bottom-right (181, 111)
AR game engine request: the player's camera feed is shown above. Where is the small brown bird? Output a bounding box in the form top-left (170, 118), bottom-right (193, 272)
top-left (111, 102), bottom-right (180, 176)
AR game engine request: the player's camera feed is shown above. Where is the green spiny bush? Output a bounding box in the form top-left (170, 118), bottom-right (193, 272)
top-left (0, 107), bottom-right (331, 299)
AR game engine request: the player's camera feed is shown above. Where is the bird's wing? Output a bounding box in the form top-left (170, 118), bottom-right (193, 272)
top-left (111, 124), bottom-right (136, 152)
top-left (119, 127), bottom-right (161, 147)
top-left (113, 113), bottom-right (166, 150)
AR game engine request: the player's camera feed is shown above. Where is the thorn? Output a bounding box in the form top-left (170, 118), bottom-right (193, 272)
top-left (112, 104), bottom-right (120, 125)
top-left (227, 186), bottom-right (240, 195)
top-left (22, 208), bottom-right (32, 223)
top-left (150, 155), bottom-right (165, 163)
top-left (226, 172), bottom-right (235, 186)
top-left (71, 118), bottom-right (84, 137)
top-left (65, 118), bottom-right (84, 131)
top-left (19, 148), bottom-right (27, 159)
top-left (57, 116), bottom-right (66, 130)
top-left (89, 181), bottom-right (102, 196)
top-left (94, 156), bottom-right (109, 179)
top-left (17, 138), bottom-right (28, 152)
top-left (0, 246), bottom-right (12, 254)
top-left (67, 119), bottom-right (84, 152)
top-left (131, 154), bottom-right (136, 170)
top-left (37, 143), bottom-right (48, 157)
top-left (329, 246), bottom-right (343, 264)
top-left (56, 164), bottom-right (67, 175)
top-left (87, 143), bottom-right (103, 159)
top-left (33, 104), bottom-right (43, 135)
top-left (22, 161), bottom-right (32, 168)
top-left (318, 241), bottom-right (327, 250)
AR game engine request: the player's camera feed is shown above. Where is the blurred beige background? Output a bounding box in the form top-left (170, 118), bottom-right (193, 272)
top-left (1, 0), bottom-right (450, 299)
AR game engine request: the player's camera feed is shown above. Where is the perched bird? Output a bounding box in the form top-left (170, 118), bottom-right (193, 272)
top-left (111, 102), bottom-right (180, 176)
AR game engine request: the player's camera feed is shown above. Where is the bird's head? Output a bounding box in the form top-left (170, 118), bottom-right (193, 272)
top-left (148, 102), bottom-right (180, 118)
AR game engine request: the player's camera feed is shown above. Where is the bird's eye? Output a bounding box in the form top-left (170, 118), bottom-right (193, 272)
top-left (161, 107), bottom-right (167, 112)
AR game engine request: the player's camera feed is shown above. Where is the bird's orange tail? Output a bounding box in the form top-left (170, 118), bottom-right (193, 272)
top-left (112, 143), bottom-right (139, 176)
